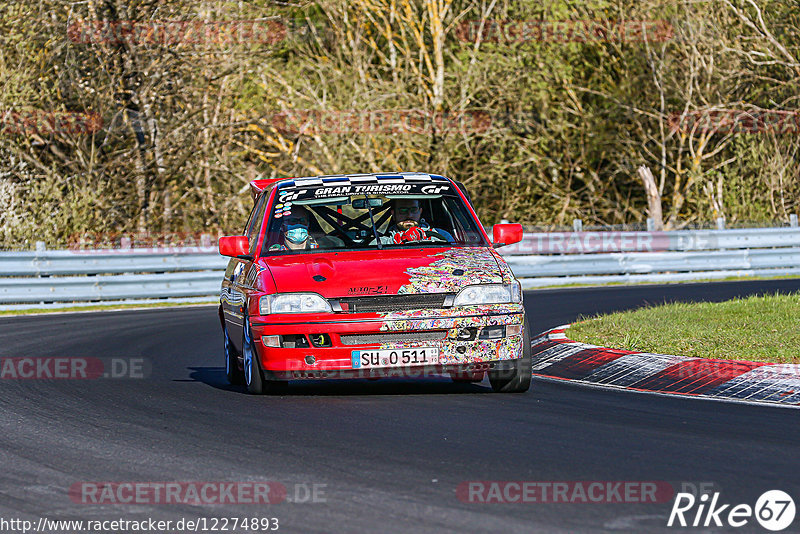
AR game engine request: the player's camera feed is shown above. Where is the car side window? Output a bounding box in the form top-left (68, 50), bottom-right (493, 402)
top-left (445, 197), bottom-right (484, 245)
top-left (243, 201), bottom-right (259, 236)
top-left (246, 194), bottom-right (269, 256)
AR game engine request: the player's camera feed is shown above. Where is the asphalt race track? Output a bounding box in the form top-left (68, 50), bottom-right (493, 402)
top-left (1, 279), bottom-right (800, 533)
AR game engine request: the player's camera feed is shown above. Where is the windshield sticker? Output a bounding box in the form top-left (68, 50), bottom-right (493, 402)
top-left (313, 183), bottom-right (413, 198)
top-left (420, 185), bottom-right (449, 194)
top-left (278, 189), bottom-right (307, 202)
top-left (278, 180), bottom-right (454, 202)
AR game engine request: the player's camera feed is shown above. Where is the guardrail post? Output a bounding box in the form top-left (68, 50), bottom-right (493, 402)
top-left (572, 219), bottom-right (583, 232)
top-left (35, 241), bottom-right (46, 252)
top-left (646, 218), bottom-right (655, 232)
top-left (791, 214), bottom-right (798, 228)
top-left (716, 217), bottom-right (726, 230)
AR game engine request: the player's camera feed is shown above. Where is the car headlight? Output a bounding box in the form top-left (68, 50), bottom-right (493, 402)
top-left (259, 293), bottom-right (332, 315)
top-left (453, 283), bottom-right (521, 306)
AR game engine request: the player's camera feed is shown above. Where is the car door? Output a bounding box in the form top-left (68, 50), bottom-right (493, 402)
top-left (223, 193), bottom-right (268, 353)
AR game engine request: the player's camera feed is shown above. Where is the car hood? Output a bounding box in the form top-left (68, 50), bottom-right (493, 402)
top-left (264, 247), bottom-right (509, 298)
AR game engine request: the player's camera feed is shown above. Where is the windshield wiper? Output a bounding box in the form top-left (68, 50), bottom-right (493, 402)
top-left (363, 194), bottom-right (383, 250)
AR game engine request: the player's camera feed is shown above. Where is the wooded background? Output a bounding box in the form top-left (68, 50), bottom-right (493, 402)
top-left (1, 0), bottom-right (799, 247)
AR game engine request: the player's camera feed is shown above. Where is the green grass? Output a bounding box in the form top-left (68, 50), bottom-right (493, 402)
top-left (0, 300), bottom-right (217, 316)
top-left (566, 292), bottom-right (800, 364)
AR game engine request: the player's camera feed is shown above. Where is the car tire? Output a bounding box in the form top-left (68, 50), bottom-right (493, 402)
top-left (224, 324), bottom-right (244, 385)
top-left (243, 316), bottom-right (288, 395)
top-left (488, 317), bottom-right (532, 393)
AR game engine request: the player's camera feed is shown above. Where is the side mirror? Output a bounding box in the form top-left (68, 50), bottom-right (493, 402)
top-left (219, 236), bottom-right (252, 260)
top-left (492, 223), bottom-right (523, 248)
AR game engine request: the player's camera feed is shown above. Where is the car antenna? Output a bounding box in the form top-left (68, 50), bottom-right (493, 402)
top-left (364, 194), bottom-right (383, 250)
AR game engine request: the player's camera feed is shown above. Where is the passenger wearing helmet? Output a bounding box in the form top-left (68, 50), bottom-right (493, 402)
top-left (269, 205), bottom-right (319, 251)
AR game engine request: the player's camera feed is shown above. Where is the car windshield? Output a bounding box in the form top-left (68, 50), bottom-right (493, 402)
top-left (261, 177), bottom-right (488, 254)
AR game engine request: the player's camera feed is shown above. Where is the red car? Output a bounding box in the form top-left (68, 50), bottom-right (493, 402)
top-left (218, 172), bottom-right (529, 394)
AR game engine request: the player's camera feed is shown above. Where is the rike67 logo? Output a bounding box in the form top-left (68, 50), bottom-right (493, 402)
top-left (668, 490), bottom-right (795, 531)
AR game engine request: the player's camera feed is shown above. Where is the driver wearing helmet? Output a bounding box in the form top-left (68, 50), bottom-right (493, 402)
top-left (269, 205), bottom-right (319, 251)
top-left (384, 199), bottom-right (454, 244)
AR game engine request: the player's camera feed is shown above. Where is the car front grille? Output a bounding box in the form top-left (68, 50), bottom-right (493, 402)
top-left (339, 331), bottom-right (448, 346)
top-left (335, 293), bottom-right (451, 313)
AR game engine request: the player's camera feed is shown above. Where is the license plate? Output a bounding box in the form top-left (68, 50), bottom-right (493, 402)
top-left (351, 348), bottom-right (439, 369)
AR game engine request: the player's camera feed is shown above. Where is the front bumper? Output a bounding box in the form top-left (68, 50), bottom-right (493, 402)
top-left (249, 303), bottom-right (525, 378)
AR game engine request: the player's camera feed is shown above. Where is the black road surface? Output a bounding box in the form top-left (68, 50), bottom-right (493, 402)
top-left (1, 279), bottom-right (799, 533)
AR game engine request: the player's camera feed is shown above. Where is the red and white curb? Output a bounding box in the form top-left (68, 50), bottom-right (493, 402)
top-left (531, 326), bottom-right (800, 407)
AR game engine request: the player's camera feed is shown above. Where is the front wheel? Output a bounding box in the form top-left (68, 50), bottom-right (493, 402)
top-left (488, 318), bottom-right (532, 393)
top-left (243, 317), bottom-right (288, 395)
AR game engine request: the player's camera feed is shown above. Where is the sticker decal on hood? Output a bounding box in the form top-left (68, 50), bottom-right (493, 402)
top-left (491, 250), bottom-right (516, 284)
top-left (398, 248), bottom-right (503, 294)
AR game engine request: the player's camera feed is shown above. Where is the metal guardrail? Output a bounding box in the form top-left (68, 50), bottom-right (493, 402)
top-left (0, 248), bottom-right (227, 309)
top-left (497, 227), bottom-right (800, 254)
top-left (2, 271), bottom-right (222, 303)
top-left (505, 248), bottom-right (800, 277)
top-left (1, 226), bottom-right (799, 309)
top-left (497, 226), bottom-right (800, 288)
top-left (504, 249), bottom-right (800, 288)
top-left (0, 249), bottom-right (226, 276)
